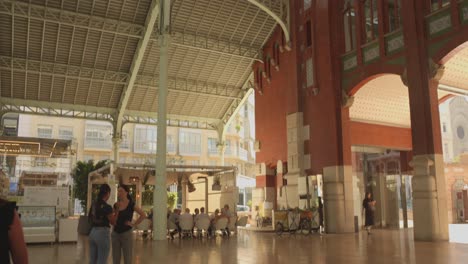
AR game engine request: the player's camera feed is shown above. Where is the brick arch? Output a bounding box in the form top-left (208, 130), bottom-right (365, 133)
top-left (348, 71), bottom-right (404, 96)
top-left (439, 94), bottom-right (455, 105)
top-left (433, 38), bottom-right (468, 64)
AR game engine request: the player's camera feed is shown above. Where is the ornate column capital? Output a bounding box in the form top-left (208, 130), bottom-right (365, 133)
top-left (428, 59), bottom-right (445, 81)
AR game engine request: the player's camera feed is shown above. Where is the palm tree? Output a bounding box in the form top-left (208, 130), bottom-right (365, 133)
top-left (71, 159), bottom-right (108, 214)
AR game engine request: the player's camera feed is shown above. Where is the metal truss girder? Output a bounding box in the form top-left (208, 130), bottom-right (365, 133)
top-left (246, 0), bottom-right (291, 49)
top-left (0, 0), bottom-right (145, 38)
top-left (136, 75), bottom-right (243, 100)
top-left (0, 56), bottom-right (243, 100)
top-left (165, 32), bottom-right (262, 62)
top-left (115, 0), bottom-right (160, 136)
top-left (221, 87), bottom-right (254, 127)
top-left (0, 56), bottom-right (129, 84)
top-left (0, 98), bottom-right (115, 122)
top-left (122, 111), bottom-right (218, 130)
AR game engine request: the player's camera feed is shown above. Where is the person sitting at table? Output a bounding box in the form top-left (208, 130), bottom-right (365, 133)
top-left (168, 209), bottom-right (181, 239)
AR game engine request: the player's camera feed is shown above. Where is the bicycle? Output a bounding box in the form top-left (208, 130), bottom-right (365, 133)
top-left (275, 209), bottom-right (300, 235)
top-left (298, 209), bottom-right (320, 235)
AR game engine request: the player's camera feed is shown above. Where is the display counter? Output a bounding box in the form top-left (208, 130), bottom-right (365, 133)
top-left (58, 217), bottom-right (79, 242)
top-left (18, 206), bottom-right (56, 243)
top-left (449, 224), bottom-right (468, 244)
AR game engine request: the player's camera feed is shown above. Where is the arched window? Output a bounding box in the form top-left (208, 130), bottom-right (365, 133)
top-left (363, 0), bottom-right (379, 43)
top-left (273, 42), bottom-right (280, 69)
top-left (386, 0), bottom-right (401, 32)
top-left (343, 2), bottom-right (357, 52)
top-left (265, 55), bottom-right (271, 80)
top-left (257, 68), bottom-right (263, 90)
top-left (430, 0), bottom-right (450, 11)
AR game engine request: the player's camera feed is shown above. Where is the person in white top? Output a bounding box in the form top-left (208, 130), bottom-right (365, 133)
top-left (168, 209), bottom-right (181, 239)
top-left (195, 207), bottom-right (209, 223)
top-left (179, 208), bottom-right (193, 223)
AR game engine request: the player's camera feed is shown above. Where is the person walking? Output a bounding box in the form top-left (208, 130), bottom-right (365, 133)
top-left (0, 198), bottom-right (28, 264)
top-left (317, 197), bottom-right (324, 234)
top-left (88, 184), bottom-right (113, 264)
top-left (362, 192), bottom-right (376, 235)
top-left (112, 185), bottom-right (146, 264)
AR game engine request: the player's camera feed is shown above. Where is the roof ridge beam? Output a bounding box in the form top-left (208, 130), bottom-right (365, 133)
top-left (161, 31), bottom-right (263, 62)
top-left (0, 56), bottom-right (129, 84)
top-left (115, 0), bottom-right (160, 136)
top-left (136, 75), bottom-right (243, 100)
top-left (0, 98), bottom-right (115, 122)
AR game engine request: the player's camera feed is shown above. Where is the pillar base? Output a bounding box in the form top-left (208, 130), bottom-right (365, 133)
top-left (323, 165), bottom-right (354, 233)
top-left (410, 154), bottom-right (448, 241)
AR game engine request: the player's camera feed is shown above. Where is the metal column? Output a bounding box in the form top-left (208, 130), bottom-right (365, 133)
top-left (153, 0), bottom-right (171, 241)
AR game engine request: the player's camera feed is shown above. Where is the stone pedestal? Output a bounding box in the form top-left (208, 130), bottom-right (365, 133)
top-left (323, 165), bottom-right (354, 233)
top-left (283, 112), bottom-right (308, 208)
top-left (410, 154), bottom-right (448, 241)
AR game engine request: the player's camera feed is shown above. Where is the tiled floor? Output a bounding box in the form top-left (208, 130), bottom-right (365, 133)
top-left (27, 229), bottom-right (468, 264)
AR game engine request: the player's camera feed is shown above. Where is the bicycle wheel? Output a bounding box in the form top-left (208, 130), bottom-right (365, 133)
top-left (289, 222), bottom-right (297, 235)
top-left (300, 219), bottom-right (311, 235)
top-left (275, 222), bottom-right (284, 236)
top-left (310, 215), bottom-right (320, 233)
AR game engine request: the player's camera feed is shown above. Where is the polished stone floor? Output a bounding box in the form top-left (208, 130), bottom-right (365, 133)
top-left (27, 229), bottom-right (468, 264)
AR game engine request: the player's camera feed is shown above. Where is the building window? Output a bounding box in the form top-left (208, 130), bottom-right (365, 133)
top-left (208, 160), bottom-right (217, 166)
top-left (457, 126), bottom-right (465, 140)
top-left (120, 130), bottom-right (130, 149)
top-left (167, 135), bottom-right (176, 153)
top-left (225, 140), bottom-right (232, 155)
top-left (37, 125), bottom-right (53, 139)
top-left (387, 0), bottom-right (401, 32)
top-left (58, 126), bottom-right (73, 140)
top-left (208, 138), bottom-right (218, 154)
top-left (306, 58), bottom-right (314, 87)
top-left (430, 0), bottom-right (450, 11)
top-left (134, 125), bottom-right (157, 153)
top-left (344, 4), bottom-right (357, 52)
top-left (85, 123), bottom-right (112, 149)
top-left (179, 131), bottom-right (201, 155)
top-left (273, 43), bottom-right (280, 68)
top-left (363, 0), bottom-right (379, 42)
top-left (306, 20), bottom-right (312, 47)
top-left (442, 123), bottom-right (447, 133)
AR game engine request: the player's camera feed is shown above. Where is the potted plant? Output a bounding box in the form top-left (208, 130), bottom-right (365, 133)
top-left (72, 159), bottom-right (107, 235)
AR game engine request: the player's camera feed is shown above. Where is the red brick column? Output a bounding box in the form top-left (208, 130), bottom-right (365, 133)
top-left (401, 0), bottom-right (448, 241)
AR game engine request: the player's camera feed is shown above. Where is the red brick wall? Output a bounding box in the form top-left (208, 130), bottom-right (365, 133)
top-left (254, 0), bottom-right (302, 166)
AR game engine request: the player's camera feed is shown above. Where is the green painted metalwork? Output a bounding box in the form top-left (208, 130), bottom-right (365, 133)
top-left (385, 30), bottom-right (405, 56)
top-left (426, 6), bottom-right (452, 39)
top-left (341, 51), bottom-right (358, 72)
top-left (362, 41), bottom-right (380, 65)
